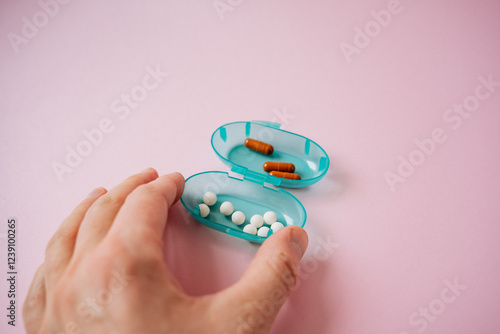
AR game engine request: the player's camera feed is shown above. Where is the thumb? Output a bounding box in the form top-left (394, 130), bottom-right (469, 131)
top-left (216, 226), bottom-right (308, 333)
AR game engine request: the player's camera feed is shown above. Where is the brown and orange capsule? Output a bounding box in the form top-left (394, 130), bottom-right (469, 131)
top-left (244, 138), bottom-right (274, 155)
top-left (269, 171), bottom-right (301, 180)
top-left (263, 162), bottom-right (295, 173)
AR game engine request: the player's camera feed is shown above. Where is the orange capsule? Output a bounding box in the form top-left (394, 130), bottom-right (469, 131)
top-left (263, 162), bottom-right (295, 173)
top-left (244, 138), bottom-right (274, 155)
top-left (269, 171), bottom-right (301, 180)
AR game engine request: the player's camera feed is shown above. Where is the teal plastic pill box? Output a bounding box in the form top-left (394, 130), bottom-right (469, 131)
top-left (180, 120), bottom-right (330, 243)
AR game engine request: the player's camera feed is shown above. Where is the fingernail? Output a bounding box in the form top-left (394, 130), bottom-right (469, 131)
top-left (290, 227), bottom-right (308, 259)
top-left (141, 167), bottom-right (154, 174)
top-left (87, 187), bottom-right (104, 198)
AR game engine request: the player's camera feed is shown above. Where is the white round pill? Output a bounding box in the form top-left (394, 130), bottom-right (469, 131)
top-left (271, 222), bottom-right (285, 233)
top-left (232, 211), bottom-right (245, 225)
top-left (203, 192), bottom-right (217, 206)
top-left (263, 211), bottom-right (277, 225)
top-left (220, 201), bottom-right (234, 216)
top-left (250, 214), bottom-right (264, 228)
top-left (257, 226), bottom-right (270, 237)
top-left (198, 204), bottom-right (210, 218)
top-left (243, 224), bottom-right (257, 235)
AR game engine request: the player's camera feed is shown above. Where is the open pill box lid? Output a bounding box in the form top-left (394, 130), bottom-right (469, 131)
top-left (180, 121), bottom-right (330, 243)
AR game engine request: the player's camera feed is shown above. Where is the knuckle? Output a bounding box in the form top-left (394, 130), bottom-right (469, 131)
top-left (101, 236), bottom-right (163, 274)
top-left (70, 200), bottom-right (91, 217)
top-left (45, 229), bottom-right (71, 258)
top-left (268, 252), bottom-right (301, 291)
top-left (127, 185), bottom-right (164, 212)
top-left (44, 236), bottom-right (59, 256)
top-left (127, 173), bottom-right (146, 184)
top-left (87, 191), bottom-right (125, 215)
top-left (130, 240), bottom-right (164, 270)
top-left (122, 172), bottom-right (153, 190)
top-left (46, 279), bottom-right (78, 317)
top-left (99, 191), bottom-right (126, 208)
top-left (131, 183), bottom-right (159, 200)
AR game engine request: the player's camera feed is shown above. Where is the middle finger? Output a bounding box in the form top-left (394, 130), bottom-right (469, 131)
top-left (73, 168), bottom-right (159, 256)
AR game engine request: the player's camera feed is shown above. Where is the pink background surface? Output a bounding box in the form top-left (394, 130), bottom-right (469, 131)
top-left (1, 0), bottom-right (500, 333)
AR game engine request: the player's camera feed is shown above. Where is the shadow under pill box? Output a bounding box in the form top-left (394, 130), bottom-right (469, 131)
top-left (180, 120), bottom-right (330, 243)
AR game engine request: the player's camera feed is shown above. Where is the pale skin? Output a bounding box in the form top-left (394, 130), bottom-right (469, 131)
top-left (23, 168), bottom-right (309, 334)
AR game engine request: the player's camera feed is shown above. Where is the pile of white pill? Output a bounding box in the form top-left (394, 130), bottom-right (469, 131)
top-left (196, 192), bottom-right (287, 238)
top-left (233, 210), bottom-right (282, 237)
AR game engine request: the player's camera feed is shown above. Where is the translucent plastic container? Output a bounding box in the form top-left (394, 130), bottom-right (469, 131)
top-left (180, 121), bottom-right (330, 243)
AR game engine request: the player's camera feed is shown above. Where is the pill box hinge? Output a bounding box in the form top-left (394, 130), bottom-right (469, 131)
top-left (264, 175), bottom-right (281, 190)
top-left (230, 166), bottom-right (281, 190)
top-left (242, 170), bottom-right (266, 185)
top-left (229, 166), bottom-right (246, 180)
top-left (263, 182), bottom-right (279, 191)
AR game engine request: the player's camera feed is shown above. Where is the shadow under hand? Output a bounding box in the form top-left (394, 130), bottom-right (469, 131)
top-left (162, 203), bottom-right (259, 295)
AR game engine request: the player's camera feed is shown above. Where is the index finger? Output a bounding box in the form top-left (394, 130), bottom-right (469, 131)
top-left (107, 172), bottom-right (185, 254)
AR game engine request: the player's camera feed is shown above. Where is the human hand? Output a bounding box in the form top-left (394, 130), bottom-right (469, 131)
top-left (23, 168), bottom-right (309, 334)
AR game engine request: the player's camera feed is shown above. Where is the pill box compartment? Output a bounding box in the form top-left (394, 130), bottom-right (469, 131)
top-left (180, 121), bottom-right (330, 243)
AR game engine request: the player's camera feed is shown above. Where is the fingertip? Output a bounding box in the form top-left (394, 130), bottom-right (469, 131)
top-left (167, 172), bottom-right (185, 203)
top-left (142, 167), bottom-right (159, 179)
top-left (169, 171), bottom-right (185, 182)
top-left (86, 187), bottom-right (107, 199)
top-left (141, 167), bottom-right (155, 173)
top-left (152, 172), bottom-right (185, 205)
top-left (263, 225), bottom-right (308, 260)
top-left (289, 226), bottom-right (308, 259)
